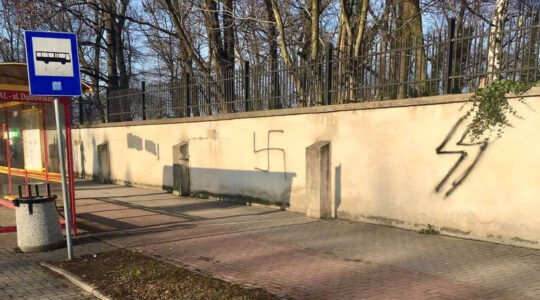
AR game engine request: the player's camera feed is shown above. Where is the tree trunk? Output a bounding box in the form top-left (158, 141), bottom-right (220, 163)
top-left (202, 0), bottom-right (233, 113)
top-left (91, 0), bottom-right (103, 120)
top-left (406, 0), bottom-right (427, 96)
top-left (486, 0), bottom-right (509, 83)
top-left (162, 0), bottom-right (210, 76)
top-left (353, 0), bottom-right (369, 57)
top-left (396, 0), bottom-right (426, 98)
top-left (223, 0), bottom-right (235, 112)
top-left (114, 0), bottom-right (131, 121)
top-left (104, 7), bottom-right (118, 90)
top-left (265, 0), bottom-right (281, 109)
top-left (525, 11), bottom-right (539, 81)
top-left (378, 0), bottom-right (390, 99)
top-left (451, 0), bottom-right (467, 93)
top-left (269, 0), bottom-right (305, 107)
top-left (311, 0), bottom-right (319, 61)
top-left (311, 0), bottom-right (322, 105)
top-left (337, 13), bottom-right (346, 104)
top-left (104, 1), bottom-right (120, 121)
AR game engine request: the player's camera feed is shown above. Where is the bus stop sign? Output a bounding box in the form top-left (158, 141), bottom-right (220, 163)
top-left (24, 31), bottom-right (82, 96)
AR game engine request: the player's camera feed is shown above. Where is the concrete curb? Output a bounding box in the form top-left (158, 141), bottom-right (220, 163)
top-left (40, 262), bottom-right (113, 300)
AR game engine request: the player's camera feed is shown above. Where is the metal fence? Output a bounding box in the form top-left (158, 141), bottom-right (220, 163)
top-left (73, 13), bottom-right (540, 125)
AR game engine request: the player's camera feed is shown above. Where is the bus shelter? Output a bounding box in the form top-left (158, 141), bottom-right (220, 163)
top-left (0, 62), bottom-right (90, 235)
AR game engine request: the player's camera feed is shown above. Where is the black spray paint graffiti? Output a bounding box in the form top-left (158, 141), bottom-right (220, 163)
top-left (253, 130), bottom-right (287, 179)
top-left (435, 115), bottom-right (488, 197)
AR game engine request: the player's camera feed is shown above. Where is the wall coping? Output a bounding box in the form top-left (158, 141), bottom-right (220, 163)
top-left (76, 86), bottom-right (540, 129)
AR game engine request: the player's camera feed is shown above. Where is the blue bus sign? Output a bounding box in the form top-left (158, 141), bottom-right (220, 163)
top-left (24, 31), bottom-right (82, 96)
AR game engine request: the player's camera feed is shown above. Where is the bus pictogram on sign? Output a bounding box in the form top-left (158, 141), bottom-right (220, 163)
top-left (35, 51), bottom-right (72, 65)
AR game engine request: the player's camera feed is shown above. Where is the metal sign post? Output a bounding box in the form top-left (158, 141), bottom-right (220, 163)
top-left (54, 98), bottom-right (73, 260)
top-left (25, 30), bottom-right (81, 260)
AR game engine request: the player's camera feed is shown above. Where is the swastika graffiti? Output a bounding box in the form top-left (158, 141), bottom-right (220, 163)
top-left (253, 130), bottom-right (287, 179)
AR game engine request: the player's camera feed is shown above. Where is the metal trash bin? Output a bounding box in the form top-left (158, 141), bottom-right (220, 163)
top-left (13, 184), bottom-right (64, 252)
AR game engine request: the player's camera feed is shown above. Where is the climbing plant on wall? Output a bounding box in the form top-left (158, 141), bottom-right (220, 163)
top-left (461, 80), bottom-right (538, 141)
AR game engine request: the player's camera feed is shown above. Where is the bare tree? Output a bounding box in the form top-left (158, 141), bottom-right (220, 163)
top-left (396, 0), bottom-right (426, 99)
top-left (486, 0), bottom-right (509, 83)
top-left (0, 0), bottom-right (25, 62)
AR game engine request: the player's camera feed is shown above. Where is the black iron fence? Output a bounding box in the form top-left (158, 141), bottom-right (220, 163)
top-left (73, 13), bottom-right (540, 125)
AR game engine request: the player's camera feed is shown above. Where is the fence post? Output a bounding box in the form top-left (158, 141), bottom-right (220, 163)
top-left (326, 43), bottom-right (333, 105)
top-left (186, 74), bottom-right (191, 117)
top-left (141, 81), bottom-right (146, 120)
top-left (272, 61), bottom-right (280, 109)
top-left (244, 61), bottom-right (250, 112)
top-left (445, 18), bottom-right (456, 94)
top-left (78, 96), bottom-right (83, 124)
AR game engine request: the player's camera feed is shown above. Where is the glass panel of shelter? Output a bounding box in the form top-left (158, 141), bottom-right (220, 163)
top-left (0, 103), bottom-right (66, 199)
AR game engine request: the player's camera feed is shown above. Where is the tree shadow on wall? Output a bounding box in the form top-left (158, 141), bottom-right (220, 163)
top-left (335, 164), bottom-right (341, 216)
top-left (145, 140), bottom-right (159, 159)
top-left (80, 141), bottom-right (86, 179)
top-left (162, 165), bottom-right (173, 193)
top-left (127, 133), bottom-right (159, 159)
top-left (185, 167), bottom-right (296, 210)
top-left (91, 137), bottom-right (97, 178)
top-left (127, 133), bottom-right (142, 150)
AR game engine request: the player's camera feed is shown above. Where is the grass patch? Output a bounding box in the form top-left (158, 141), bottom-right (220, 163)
top-left (53, 249), bottom-right (278, 300)
top-left (419, 224), bottom-right (440, 235)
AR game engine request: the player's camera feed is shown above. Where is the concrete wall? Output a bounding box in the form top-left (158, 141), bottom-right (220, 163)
top-left (72, 88), bottom-right (540, 248)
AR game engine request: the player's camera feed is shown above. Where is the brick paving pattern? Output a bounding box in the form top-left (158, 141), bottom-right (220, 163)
top-left (74, 181), bottom-right (540, 300)
top-left (0, 231), bottom-right (116, 299)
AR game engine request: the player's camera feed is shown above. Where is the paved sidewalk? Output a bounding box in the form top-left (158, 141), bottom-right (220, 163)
top-left (0, 206), bottom-right (15, 228)
top-left (0, 231), bottom-right (116, 299)
top-left (75, 181), bottom-right (540, 299)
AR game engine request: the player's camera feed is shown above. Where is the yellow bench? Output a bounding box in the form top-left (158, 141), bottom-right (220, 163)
top-left (3, 195), bottom-right (16, 201)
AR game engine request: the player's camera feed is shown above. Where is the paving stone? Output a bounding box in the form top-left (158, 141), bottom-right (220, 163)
top-left (0, 230), bottom-right (115, 299)
top-left (73, 180), bottom-right (540, 299)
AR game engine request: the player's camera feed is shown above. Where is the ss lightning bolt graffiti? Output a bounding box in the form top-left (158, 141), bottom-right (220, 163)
top-left (435, 115), bottom-right (488, 197)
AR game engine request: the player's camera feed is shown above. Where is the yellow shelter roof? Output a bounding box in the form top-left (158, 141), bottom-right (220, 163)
top-left (0, 62), bottom-right (91, 93)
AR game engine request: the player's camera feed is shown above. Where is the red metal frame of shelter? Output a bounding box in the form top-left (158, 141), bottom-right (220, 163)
top-left (0, 89), bottom-right (78, 236)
